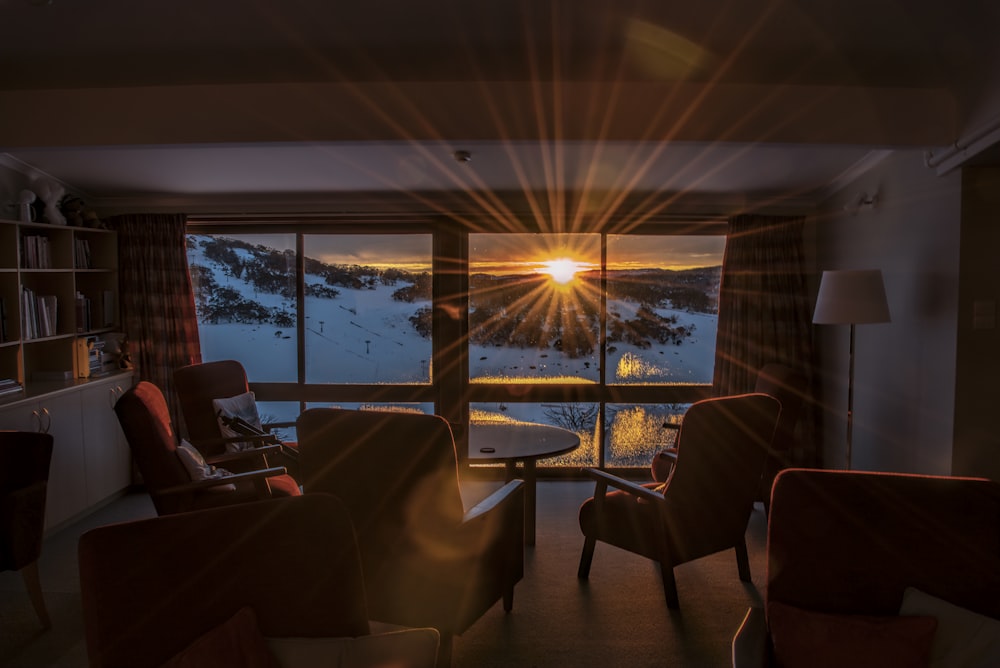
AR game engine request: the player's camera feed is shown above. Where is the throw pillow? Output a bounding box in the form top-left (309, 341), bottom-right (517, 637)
top-left (160, 606), bottom-right (280, 668)
top-left (900, 587), bottom-right (1000, 668)
top-left (266, 628), bottom-right (440, 668)
top-left (768, 601), bottom-right (938, 668)
top-left (176, 440), bottom-right (235, 491)
top-left (213, 392), bottom-right (264, 453)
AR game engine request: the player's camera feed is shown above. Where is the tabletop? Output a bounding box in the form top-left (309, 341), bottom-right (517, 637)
top-left (467, 422), bottom-right (580, 462)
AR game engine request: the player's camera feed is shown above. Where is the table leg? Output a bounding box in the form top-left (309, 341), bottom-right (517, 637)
top-left (523, 459), bottom-right (537, 546)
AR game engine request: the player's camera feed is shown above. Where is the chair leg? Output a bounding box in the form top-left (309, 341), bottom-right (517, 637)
top-left (577, 536), bottom-right (596, 579)
top-left (658, 561), bottom-right (680, 609)
top-left (735, 538), bottom-right (752, 582)
top-left (21, 561), bottom-right (51, 629)
top-left (503, 581), bottom-right (514, 612)
top-left (436, 632), bottom-right (453, 668)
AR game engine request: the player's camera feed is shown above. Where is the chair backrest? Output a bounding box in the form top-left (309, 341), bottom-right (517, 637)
top-left (0, 430), bottom-right (54, 571)
top-left (79, 494), bottom-right (371, 668)
top-left (767, 468), bottom-right (1000, 619)
top-left (297, 408), bottom-right (465, 572)
top-left (662, 393), bottom-right (781, 557)
top-left (174, 359), bottom-right (251, 453)
top-left (113, 381), bottom-right (191, 508)
top-left (754, 363), bottom-right (806, 453)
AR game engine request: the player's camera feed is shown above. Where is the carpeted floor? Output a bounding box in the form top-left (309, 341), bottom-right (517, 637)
top-left (0, 480), bottom-right (766, 667)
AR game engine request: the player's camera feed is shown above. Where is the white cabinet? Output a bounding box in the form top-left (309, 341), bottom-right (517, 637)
top-left (82, 377), bottom-right (133, 505)
top-left (0, 372), bottom-right (135, 531)
top-left (40, 392), bottom-right (87, 529)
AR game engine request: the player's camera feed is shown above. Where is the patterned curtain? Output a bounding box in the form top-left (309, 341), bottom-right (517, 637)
top-left (712, 213), bottom-right (813, 394)
top-left (108, 213), bottom-right (201, 421)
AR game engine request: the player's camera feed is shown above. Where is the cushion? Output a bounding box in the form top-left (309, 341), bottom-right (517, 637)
top-left (768, 601), bottom-right (938, 668)
top-left (900, 587), bottom-right (1000, 668)
top-left (176, 440), bottom-right (235, 491)
top-left (160, 606), bottom-right (280, 668)
top-left (213, 391), bottom-right (264, 453)
top-left (266, 628), bottom-right (439, 668)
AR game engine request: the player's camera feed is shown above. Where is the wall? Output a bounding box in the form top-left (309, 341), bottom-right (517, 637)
top-left (813, 150), bottom-right (962, 474)
top-left (953, 167), bottom-right (1000, 479)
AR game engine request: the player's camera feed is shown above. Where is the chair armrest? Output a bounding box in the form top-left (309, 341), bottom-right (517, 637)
top-left (205, 444), bottom-right (281, 465)
top-left (192, 433), bottom-right (279, 451)
top-left (732, 607), bottom-right (769, 668)
top-left (262, 420), bottom-right (296, 431)
top-left (157, 467), bottom-right (288, 495)
top-left (464, 479), bottom-right (525, 523)
top-left (582, 467), bottom-right (664, 504)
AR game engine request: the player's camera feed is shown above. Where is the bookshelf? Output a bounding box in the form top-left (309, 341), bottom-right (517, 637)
top-left (0, 218), bottom-right (121, 395)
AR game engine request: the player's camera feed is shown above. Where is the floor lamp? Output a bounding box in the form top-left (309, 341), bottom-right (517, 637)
top-left (812, 269), bottom-right (890, 469)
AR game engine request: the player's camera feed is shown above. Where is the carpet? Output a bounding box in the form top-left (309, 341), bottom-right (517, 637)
top-left (450, 480), bottom-right (766, 667)
top-left (1, 482), bottom-right (764, 667)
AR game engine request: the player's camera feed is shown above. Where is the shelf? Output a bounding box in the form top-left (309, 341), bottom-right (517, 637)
top-left (0, 219), bottom-right (119, 389)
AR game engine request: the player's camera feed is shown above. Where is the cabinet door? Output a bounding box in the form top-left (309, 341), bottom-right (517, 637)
top-left (41, 392), bottom-right (87, 529)
top-left (0, 399), bottom-right (46, 432)
top-left (82, 380), bottom-right (132, 504)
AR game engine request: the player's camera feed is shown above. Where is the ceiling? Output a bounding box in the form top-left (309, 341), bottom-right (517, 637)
top-left (2, 0), bottom-right (999, 215)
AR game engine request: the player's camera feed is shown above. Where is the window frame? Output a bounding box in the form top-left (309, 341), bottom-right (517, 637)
top-left (186, 215), bottom-right (726, 475)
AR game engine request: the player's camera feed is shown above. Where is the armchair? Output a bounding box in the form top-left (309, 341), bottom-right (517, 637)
top-left (296, 407), bottom-right (525, 666)
top-left (79, 494), bottom-right (439, 668)
top-left (174, 359), bottom-right (299, 479)
top-left (0, 430), bottom-right (54, 628)
top-left (650, 363), bottom-right (806, 495)
top-left (114, 380), bottom-right (299, 516)
top-left (733, 469), bottom-right (1000, 668)
top-left (579, 393), bottom-right (781, 609)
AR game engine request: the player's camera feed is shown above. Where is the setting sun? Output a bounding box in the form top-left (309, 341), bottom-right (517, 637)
top-left (540, 258), bottom-right (587, 284)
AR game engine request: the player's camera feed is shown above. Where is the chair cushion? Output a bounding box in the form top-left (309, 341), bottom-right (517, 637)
top-left (266, 628), bottom-right (440, 668)
top-left (160, 606), bottom-right (280, 668)
top-left (175, 441), bottom-right (235, 491)
top-left (768, 601), bottom-right (937, 668)
top-left (213, 392), bottom-right (263, 453)
top-left (899, 587), bottom-right (1000, 668)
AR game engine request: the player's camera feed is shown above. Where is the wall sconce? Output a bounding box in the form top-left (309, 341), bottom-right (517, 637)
top-left (844, 191), bottom-right (879, 215)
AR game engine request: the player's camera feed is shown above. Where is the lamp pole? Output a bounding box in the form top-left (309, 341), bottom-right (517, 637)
top-left (812, 269), bottom-right (890, 472)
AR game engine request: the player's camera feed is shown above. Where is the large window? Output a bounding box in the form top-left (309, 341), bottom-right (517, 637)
top-left (187, 222), bottom-right (724, 473)
top-left (302, 234), bottom-right (432, 385)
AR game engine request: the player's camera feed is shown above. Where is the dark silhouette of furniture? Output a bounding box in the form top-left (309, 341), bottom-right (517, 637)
top-left (297, 407), bottom-right (526, 666)
top-left (579, 393), bottom-right (781, 609)
top-left (650, 364), bottom-right (806, 512)
top-left (732, 468), bottom-right (1000, 667)
top-left (0, 430), bottom-right (54, 628)
top-left (752, 363), bottom-right (806, 509)
top-left (174, 359), bottom-right (299, 479)
top-left (114, 380), bottom-right (299, 516)
top-left (79, 494), bottom-right (439, 668)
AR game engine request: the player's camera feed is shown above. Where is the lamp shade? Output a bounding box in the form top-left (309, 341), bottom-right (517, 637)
top-left (813, 269), bottom-right (890, 325)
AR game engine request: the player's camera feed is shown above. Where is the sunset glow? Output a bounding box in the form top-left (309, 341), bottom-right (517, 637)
top-left (539, 258), bottom-right (589, 284)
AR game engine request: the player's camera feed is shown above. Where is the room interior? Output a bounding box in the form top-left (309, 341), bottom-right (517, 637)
top-left (2, 1), bottom-right (1000, 665)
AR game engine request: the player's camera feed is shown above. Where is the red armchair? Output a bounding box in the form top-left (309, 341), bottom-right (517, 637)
top-left (174, 359), bottom-right (300, 479)
top-left (579, 393), bottom-right (781, 609)
top-left (79, 494), bottom-right (439, 668)
top-left (114, 381), bottom-right (299, 515)
top-left (732, 468), bottom-right (1000, 667)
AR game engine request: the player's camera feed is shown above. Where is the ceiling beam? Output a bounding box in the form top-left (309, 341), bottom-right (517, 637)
top-left (0, 81), bottom-right (956, 149)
